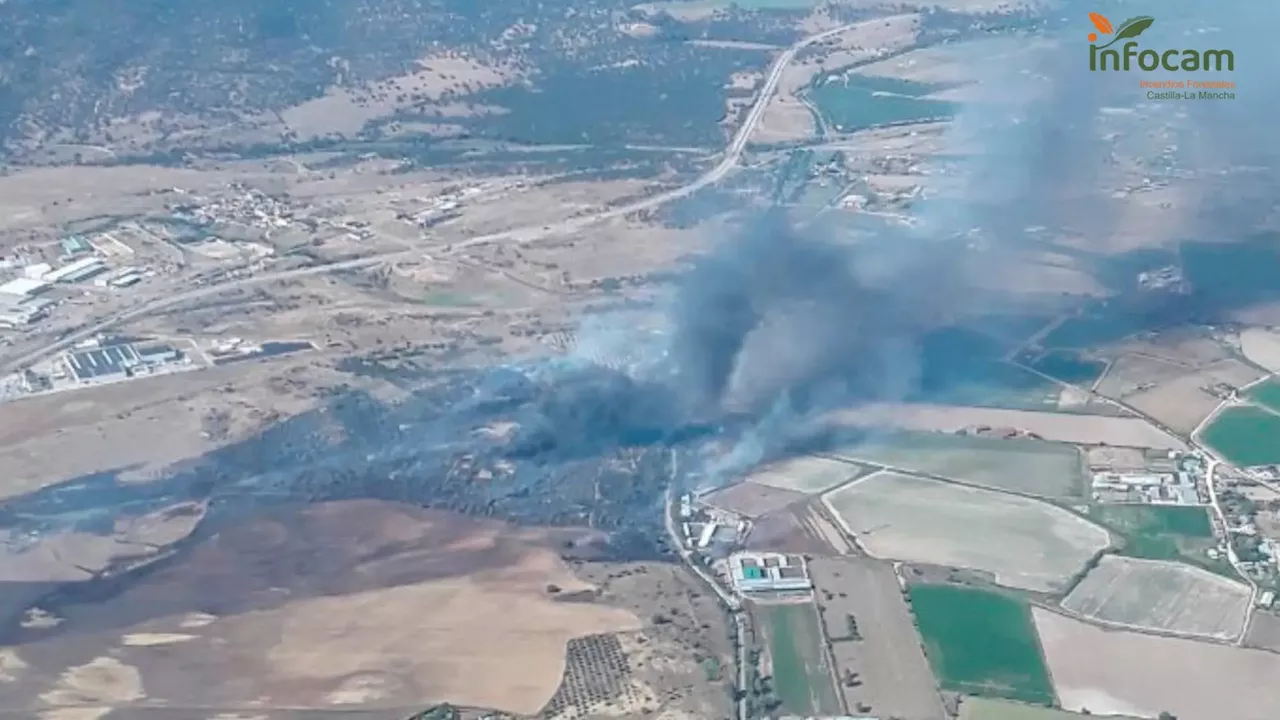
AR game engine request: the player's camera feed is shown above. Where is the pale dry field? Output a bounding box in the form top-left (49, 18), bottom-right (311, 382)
top-left (1244, 610), bottom-right (1280, 652)
top-left (0, 360), bottom-right (388, 499)
top-left (1123, 373), bottom-right (1225, 436)
top-left (958, 697), bottom-right (1138, 720)
top-left (0, 502), bottom-right (641, 717)
top-left (279, 54), bottom-right (521, 139)
top-left (1118, 334), bottom-right (1233, 368)
top-left (702, 481), bottom-right (808, 518)
top-left (744, 455), bottom-right (862, 494)
top-left (1240, 328), bottom-right (1280, 372)
top-left (1061, 556), bottom-right (1251, 640)
top-left (809, 557), bottom-right (945, 720)
top-left (823, 430), bottom-right (1087, 499)
top-left (825, 402), bottom-right (1183, 450)
top-left (823, 472), bottom-right (1110, 592)
top-left (1094, 354), bottom-right (1192, 399)
top-left (1033, 607), bottom-right (1280, 720)
top-left (1200, 358), bottom-right (1269, 388)
top-left (1084, 446), bottom-right (1149, 471)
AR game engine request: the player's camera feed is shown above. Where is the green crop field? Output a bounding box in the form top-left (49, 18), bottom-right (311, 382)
top-left (908, 585), bottom-right (1055, 705)
top-left (1200, 406), bottom-right (1280, 467)
top-left (1091, 504), bottom-right (1213, 538)
top-left (1246, 379), bottom-right (1280, 413)
top-left (1086, 504), bottom-right (1235, 578)
top-left (758, 603), bottom-right (842, 716)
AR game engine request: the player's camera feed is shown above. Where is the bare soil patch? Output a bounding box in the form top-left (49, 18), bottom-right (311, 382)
top-left (1085, 446), bottom-right (1150, 471)
top-left (279, 54), bottom-right (521, 139)
top-left (825, 403), bottom-right (1182, 449)
top-left (1244, 610), bottom-right (1280, 653)
top-left (1124, 374), bottom-right (1224, 436)
top-left (0, 501), bottom-right (205, 584)
top-left (809, 557), bottom-right (944, 720)
top-left (0, 502), bottom-right (639, 717)
top-left (1033, 607), bottom-right (1280, 720)
top-left (703, 482), bottom-right (808, 518)
top-left (1240, 328), bottom-right (1280, 372)
top-left (0, 360), bottom-right (384, 500)
top-left (744, 506), bottom-right (847, 556)
top-left (1061, 556), bottom-right (1251, 640)
top-left (1095, 354), bottom-right (1191, 399)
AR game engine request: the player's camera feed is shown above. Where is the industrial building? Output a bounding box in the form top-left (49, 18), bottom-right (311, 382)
top-left (0, 296), bottom-right (54, 328)
top-left (43, 257), bottom-right (108, 284)
top-left (95, 267), bottom-right (144, 288)
top-left (63, 342), bottom-right (183, 382)
top-left (0, 277), bottom-right (50, 298)
top-left (23, 263), bottom-right (52, 280)
top-left (61, 235), bottom-right (92, 256)
top-left (728, 552), bottom-right (812, 594)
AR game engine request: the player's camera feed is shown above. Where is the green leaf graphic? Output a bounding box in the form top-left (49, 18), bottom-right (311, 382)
top-left (1097, 16), bottom-right (1154, 49)
top-left (1115, 16), bottom-right (1155, 39)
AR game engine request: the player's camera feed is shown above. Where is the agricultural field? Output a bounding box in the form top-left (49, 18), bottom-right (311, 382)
top-left (753, 602), bottom-right (844, 717)
top-left (702, 481), bottom-right (808, 518)
top-left (1124, 373), bottom-right (1224, 436)
top-left (1199, 405), bottom-right (1280, 467)
top-left (824, 473), bottom-right (1109, 592)
top-left (908, 585), bottom-right (1054, 706)
top-left (827, 405), bottom-right (1178, 453)
top-left (1240, 328), bottom-right (1280, 372)
top-left (1084, 504), bottom-right (1225, 573)
top-left (1244, 610), bottom-right (1280, 652)
top-left (1061, 556), bottom-right (1251, 640)
top-left (826, 431), bottom-right (1087, 499)
top-left (745, 455), bottom-right (864, 495)
top-left (1094, 354), bottom-right (1191, 399)
top-left (958, 697), bottom-right (1139, 720)
top-left (809, 557), bottom-right (945, 720)
top-left (1034, 607), bottom-right (1280, 720)
top-left (1245, 379), bottom-right (1280, 413)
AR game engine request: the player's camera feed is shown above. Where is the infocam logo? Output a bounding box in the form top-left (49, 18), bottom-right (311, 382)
top-left (1087, 13), bottom-right (1234, 72)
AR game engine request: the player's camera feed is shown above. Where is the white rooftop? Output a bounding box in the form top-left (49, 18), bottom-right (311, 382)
top-left (0, 277), bottom-right (50, 296)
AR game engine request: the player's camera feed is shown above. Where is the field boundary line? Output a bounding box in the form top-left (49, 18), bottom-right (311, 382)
top-left (1031, 598), bottom-right (1245, 646)
top-left (815, 452), bottom-right (1096, 509)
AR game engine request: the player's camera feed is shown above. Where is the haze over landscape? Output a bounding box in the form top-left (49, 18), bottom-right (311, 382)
top-left (1, 1), bottom-right (1279, 720)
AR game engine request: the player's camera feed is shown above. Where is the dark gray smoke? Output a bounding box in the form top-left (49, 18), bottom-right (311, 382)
top-left (573, 0), bottom-right (1280, 482)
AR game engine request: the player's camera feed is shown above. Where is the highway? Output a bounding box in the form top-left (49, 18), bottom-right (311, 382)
top-left (0, 21), bottom-right (865, 376)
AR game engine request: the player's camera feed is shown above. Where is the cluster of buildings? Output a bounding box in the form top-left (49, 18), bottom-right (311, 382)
top-left (57, 340), bottom-right (184, 384)
top-left (677, 493), bottom-right (747, 556)
top-left (0, 248), bottom-right (152, 329)
top-left (168, 183), bottom-right (298, 232)
top-left (726, 552), bottom-right (813, 595)
top-left (1091, 452), bottom-right (1204, 505)
top-left (674, 492), bottom-right (817, 599)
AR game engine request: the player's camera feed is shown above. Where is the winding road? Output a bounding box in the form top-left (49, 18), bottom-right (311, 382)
top-left (0, 22), bottom-right (864, 375)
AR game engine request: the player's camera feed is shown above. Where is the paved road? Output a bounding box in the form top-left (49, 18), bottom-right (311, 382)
top-left (0, 21), bottom-right (863, 376)
top-left (662, 487), bottom-right (748, 720)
